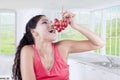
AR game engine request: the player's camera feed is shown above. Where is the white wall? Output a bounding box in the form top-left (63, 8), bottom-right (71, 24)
top-left (0, 0), bottom-right (119, 10)
top-left (16, 9), bottom-right (43, 45)
top-left (16, 9), bottom-right (59, 46)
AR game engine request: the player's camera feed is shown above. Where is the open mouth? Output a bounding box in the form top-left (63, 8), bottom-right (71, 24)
top-left (49, 29), bottom-right (55, 33)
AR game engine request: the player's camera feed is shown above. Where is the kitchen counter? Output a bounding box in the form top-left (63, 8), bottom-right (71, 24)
top-left (68, 53), bottom-right (120, 76)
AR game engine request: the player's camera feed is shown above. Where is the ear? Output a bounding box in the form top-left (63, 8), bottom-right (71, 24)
top-left (31, 29), bottom-right (39, 38)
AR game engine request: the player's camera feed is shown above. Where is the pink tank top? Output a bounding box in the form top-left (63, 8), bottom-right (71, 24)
top-left (33, 43), bottom-right (69, 80)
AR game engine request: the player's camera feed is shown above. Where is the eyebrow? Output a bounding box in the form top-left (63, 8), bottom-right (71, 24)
top-left (41, 19), bottom-right (48, 21)
top-left (42, 19), bottom-right (52, 23)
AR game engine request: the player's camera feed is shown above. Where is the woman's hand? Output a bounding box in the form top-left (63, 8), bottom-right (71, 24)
top-left (62, 11), bottom-right (78, 30)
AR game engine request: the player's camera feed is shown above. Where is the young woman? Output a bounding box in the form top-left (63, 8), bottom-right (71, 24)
top-left (12, 11), bottom-right (105, 80)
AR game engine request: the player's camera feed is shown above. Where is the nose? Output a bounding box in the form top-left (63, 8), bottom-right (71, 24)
top-left (50, 21), bottom-right (55, 28)
top-left (51, 25), bottom-right (55, 29)
top-left (48, 23), bottom-right (54, 29)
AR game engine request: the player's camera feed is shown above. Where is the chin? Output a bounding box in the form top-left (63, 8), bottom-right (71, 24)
top-left (50, 34), bottom-right (56, 40)
top-left (47, 37), bottom-right (56, 42)
top-left (51, 37), bottom-right (56, 41)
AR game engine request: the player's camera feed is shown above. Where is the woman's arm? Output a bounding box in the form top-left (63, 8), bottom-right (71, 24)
top-left (59, 11), bottom-right (105, 53)
top-left (66, 25), bottom-right (105, 53)
top-left (20, 46), bottom-right (36, 80)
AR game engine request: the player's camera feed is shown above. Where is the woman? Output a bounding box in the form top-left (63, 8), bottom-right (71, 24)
top-left (12, 11), bottom-right (105, 80)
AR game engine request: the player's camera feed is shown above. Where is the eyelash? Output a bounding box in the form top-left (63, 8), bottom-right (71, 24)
top-left (42, 22), bottom-right (48, 24)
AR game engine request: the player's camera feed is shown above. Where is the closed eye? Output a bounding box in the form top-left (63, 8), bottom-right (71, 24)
top-left (42, 21), bottom-right (48, 24)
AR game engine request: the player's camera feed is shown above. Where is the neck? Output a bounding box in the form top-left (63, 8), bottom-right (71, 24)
top-left (35, 39), bottom-right (53, 56)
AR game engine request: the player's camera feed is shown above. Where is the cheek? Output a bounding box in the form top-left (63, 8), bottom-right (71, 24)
top-left (36, 25), bottom-right (45, 31)
top-left (36, 26), bottom-right (48, 35)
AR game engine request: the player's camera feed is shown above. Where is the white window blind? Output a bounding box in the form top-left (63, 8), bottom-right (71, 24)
top-left (59, 5), bottom-right (120, 56)
top-left (0, 10), bottom-right (16, 54)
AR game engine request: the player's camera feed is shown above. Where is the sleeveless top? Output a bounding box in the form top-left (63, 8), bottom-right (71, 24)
top-left (32, 43), bottom-right (69, 80)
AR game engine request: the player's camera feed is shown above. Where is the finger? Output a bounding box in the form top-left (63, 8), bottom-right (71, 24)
top-left (61, 11), bottom-right (67, 17)
top-left (67, 11), bottom-right (75, 17)
top-left (63, 12), bottom-right (72, 18)
top-left (63, 12), bottom-right (75, 18)
top-left (71, 13), bottom-right (75, 17)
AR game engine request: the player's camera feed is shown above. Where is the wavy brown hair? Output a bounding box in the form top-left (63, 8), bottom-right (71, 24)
top-left (12, 15), bottom-right (45, 80)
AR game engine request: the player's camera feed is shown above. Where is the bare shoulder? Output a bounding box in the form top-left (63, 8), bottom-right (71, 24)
top-left (54, 40), bottom-right (74, 61)
top-left (55, 40), bottom-right (74, 50)
top-left (21, 45), bottom-right (34, 59)
top-left (21, 45), bottom-right (34, 52)
top-left (20, 45), bottom-right (36, 80)
top-left (55, 40), bottom-right (73, 47)
top-left (55, 40), bottom-right (73, 54)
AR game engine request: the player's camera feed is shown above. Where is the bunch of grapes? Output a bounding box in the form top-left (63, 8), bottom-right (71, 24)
top-left (53, 18), bottom-right (69, 32)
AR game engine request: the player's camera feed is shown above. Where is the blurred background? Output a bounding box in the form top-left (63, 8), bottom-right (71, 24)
top-left (0, 0), bottom-right (120, 80)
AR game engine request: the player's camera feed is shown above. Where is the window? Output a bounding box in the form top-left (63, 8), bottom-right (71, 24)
top-left (91, 10), bottom-right (104, 54)
top-left (92, 5), bottom-right (120, 56)
top-left (0, 11), bottom-right (16, 54)
top-left (105, 6), bottom-right (120, 56)
top-left (59, 5), bottom-right (120, 56)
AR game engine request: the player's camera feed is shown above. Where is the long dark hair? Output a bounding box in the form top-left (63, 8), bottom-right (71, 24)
top-left (12, 15), bottom-right (45, 80)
